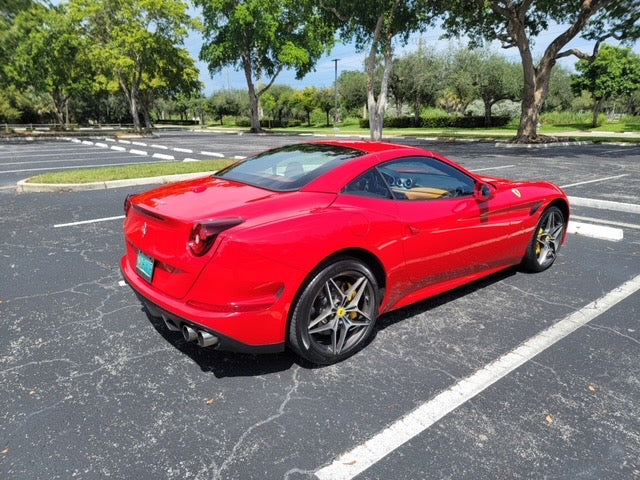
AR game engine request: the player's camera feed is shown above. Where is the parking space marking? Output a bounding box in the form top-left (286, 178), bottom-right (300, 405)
top-left (201, 151), bottom-right (225, 157)
top-left (174, 147), bottom-right (193, 153)
top-left (315, 274), bottom-right (640, 480)
top-left (568, 196), bottom-right (640, 215)
top-left (54, 215), bottom-right (125, 228)
top-left (572, 215), bottom-right (640, 230)
top-left (472, 165), bottom-right (515, 172)
top-left (560, 174), bottom-right (628, 188)
top-left (567, 221), bottom-right (624, 241)
top-left (152, 153), bottom-right (175, 160)
top-left (129, 149), bottom-right (148, 156)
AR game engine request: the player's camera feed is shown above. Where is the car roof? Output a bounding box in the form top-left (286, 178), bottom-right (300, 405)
top-left (310, 140), bottom-right (417, 154)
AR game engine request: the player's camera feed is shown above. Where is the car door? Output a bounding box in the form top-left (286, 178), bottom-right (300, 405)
top-left (377, 156), bottom-right (520, 289)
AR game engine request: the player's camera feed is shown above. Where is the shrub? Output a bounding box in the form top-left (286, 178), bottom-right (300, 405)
top-left (359, 115), bottom-right (511, 129)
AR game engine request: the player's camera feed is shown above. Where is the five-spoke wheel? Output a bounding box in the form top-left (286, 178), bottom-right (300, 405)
top-left (289, 258), bottom-right (379, 364)
top-left (522, 206), bottom-right (566, 272)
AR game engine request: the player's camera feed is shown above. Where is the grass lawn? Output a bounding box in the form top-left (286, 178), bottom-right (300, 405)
top-left (27, 159), bottom-right (233, 184)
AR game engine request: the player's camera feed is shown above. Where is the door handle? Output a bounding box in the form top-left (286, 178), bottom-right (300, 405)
top-left (409, 226), bottom-right (420, 235)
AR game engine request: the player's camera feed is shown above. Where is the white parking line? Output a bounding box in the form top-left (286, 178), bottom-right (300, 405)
top-left (183, 158), bottom-right (200, 162)
top-left (568, 196), bottom-right (640, 215)
top-left (129, 149), bottom-right (147, 156)
top-left (567, 221), bottom-right (623, 241)
top-left (560, 174), bottom-right (628, 188)
top-left (118, 280), bottom-right (127, 287)
top-left (94, 142), bottom-right (108, 148)
top-left (571, 215), bottom-right (640, 230)
top-left (473, 165), bottom-right (515, 172)
top-left (315, 274), bottom-right (640, 480)
top-left (131, 141), bottom-right (147, 147)
top-left (54, 215), bottom-right (125, 228)
top-left (173, 147), bottom-right (193, 153)
top-left (111, 145), bottom-right (127, 152)
top-left (201, 151), bottom-right (225, 157)
top-left (152, 153), bottom-right (175, 160)
top-left (151, 144), bottom-right (168, 150)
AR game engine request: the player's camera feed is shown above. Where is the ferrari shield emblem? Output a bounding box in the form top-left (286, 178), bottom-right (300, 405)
top-left (511, 188), bottom-right (521, 198)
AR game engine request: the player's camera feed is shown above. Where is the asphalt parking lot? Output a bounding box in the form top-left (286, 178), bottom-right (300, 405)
top-left (1, 132), bottom-right (639, 480)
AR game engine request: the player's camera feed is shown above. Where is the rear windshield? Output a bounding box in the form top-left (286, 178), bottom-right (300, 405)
top-left (215, 144), bottom-right (364, 191)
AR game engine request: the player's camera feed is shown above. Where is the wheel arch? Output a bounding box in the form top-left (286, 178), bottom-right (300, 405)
top-left (285, 247), bottom-right (387, 339)
top-left (549, 198), bottom-right (570, 223)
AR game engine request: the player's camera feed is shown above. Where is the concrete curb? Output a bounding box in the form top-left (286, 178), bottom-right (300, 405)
top-left (16, 171), bottom-right (217, 193)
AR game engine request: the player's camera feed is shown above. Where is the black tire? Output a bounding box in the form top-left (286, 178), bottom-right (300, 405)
top-left (522, 206), bottom-right (566, 272)
top-left (288, 258), bottom-right (380, 365)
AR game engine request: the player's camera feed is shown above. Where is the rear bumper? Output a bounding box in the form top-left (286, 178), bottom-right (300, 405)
top-left (120, 256), bottom-right (285, 354)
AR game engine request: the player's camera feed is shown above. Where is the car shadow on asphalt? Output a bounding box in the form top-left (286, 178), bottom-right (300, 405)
top-left (374, 267), bottom-right (518, 333)
top-left (142, 267), bottom-right (519, 377)
top-left (144, 312), bottom-right (297, 377)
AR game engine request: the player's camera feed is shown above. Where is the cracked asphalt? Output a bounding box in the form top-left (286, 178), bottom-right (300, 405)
top-left (1, 132), bottom-right (639, 479)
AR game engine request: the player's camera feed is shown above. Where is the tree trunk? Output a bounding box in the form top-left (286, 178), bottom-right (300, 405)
top-left (142, 107), bottom-right (152, 130)
top-left (499, 0), bottom-right (605, 143)
top-left (118, 73), bottom-right (141, 132)
top-left (241, 54), bottom-right (261, 133)
top-left (366, 15), bottom-right (394, 141)
top-left (484, 99), bottom-right (492, 128)
top-left (52, 90), bottom-right (65, 127)
top-left (592, 97), bottom-right (604, 127)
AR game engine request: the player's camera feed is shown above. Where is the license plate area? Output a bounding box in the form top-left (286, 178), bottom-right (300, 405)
top-left (136, 250), bottom-right (155, 282)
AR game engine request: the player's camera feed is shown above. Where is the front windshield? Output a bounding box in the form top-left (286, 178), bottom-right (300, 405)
top-left (215, 144), bottom-right (364, 191)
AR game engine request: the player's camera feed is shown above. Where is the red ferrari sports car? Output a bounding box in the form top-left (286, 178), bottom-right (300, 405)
top-left (121, 141), bottom-right (568, 364)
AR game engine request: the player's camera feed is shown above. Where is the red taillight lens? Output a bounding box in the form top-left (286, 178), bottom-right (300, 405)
top-left (124, 194), bottom-right (134, 216)
top-left (188, 217), bottom-right (244, 256)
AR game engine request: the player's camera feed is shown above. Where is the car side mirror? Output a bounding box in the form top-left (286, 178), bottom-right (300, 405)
top-left (475, 182), bottom-right (493, 201)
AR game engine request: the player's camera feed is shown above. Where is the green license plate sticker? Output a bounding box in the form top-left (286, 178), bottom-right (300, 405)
top-left (136, 251), bottom-right (154, 282)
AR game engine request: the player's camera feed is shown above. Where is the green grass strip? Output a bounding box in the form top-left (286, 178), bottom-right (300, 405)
top-left (27, 159), bottom-right (234, 184)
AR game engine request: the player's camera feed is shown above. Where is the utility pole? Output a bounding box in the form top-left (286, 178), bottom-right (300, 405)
top-left (332, 58), bottom-right (340, 125)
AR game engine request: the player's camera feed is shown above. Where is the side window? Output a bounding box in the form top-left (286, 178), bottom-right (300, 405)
top-left (343, 168), bottom-right (393, 199)
top-left (377, 156), bottom-right (475, 201)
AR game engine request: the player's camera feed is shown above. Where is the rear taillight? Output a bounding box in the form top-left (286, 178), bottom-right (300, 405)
top-left (188, 217), bottom-right (244, 256)
top-left (124, 194), bottom-right (134, 216)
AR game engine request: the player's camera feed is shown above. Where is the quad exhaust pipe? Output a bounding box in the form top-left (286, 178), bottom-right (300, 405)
top-left (181, 324), bottom-right (219, 348)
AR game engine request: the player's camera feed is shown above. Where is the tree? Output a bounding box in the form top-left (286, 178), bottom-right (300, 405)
top-left (321, 0), bottom-right (434, 140)
top-left (197, 0), bottom-right (335, 133)
top-left (337, 70), bottom-right (368, 117)
top-left (572, 45), bottom-right (640, 127)
top-left (71, 0), bottom-right (198, 132)
top-left (207, 89), bottom-right (248, 125)
top-left (391, 45), bottom-right (446, 122)
top-left (544, 65), bottom-right (574, 112)
top-left (261, 84), bottom-right (295, 126)
top-left (292, 87), bottom-right (319, 126)
top-left (474, 52), bottom-right (521, 126)
top-left (438, 0), bottom-right (635, 142)
top-left (5, 3), bottom-right (92, 126)
top-left (315, 87), bottom-right (335, 126)
top-left (1, 0), bottom-right (35, 122)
